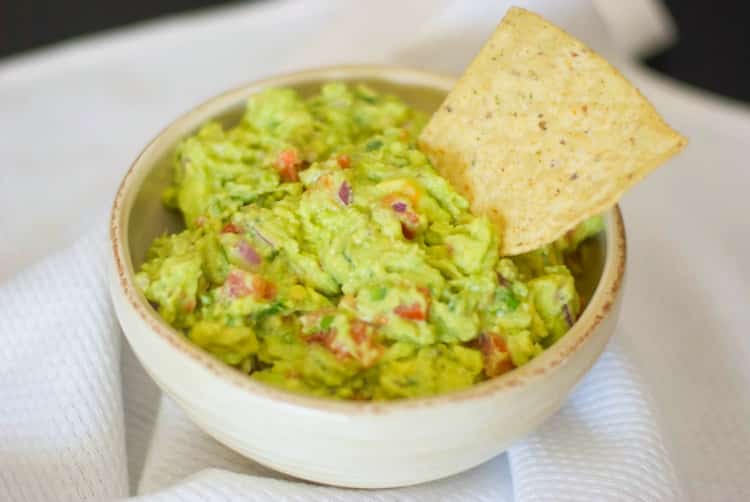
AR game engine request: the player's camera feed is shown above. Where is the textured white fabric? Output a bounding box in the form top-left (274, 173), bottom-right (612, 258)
top-left (509, 350), bottom-right (679, 502)
top-left (0, 232), bottom-right (128, 500)
top-left (2, 0), bottom-right (748, 500)
top-left (0, 227), bottom-right (678, 501)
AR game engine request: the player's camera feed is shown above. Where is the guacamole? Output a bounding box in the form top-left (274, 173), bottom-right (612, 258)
top-left (135, 83), bottom-right (603, 400)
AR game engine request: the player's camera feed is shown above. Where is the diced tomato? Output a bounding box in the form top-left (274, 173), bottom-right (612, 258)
top-left (401, 222), bottom-right (416, 240)
top-left (251, 275), bottom-right (276, 300)
top-left (337, 154), bottom-right (351, 168)
top-left (477, 332), bottom-right (515, 377)
top-left (350, 320), bottom-right (368, 343)
top-left (221, 222), bottom-right (241, 234)
top-left (417, 286), bottom-right (431, 300)
top-left (225, 271), bottom-right (275, 300)
top-left (306, 330), bottom-right (334, 346)
top-left (306, 319), bottom-right (382, 366)
top-left (394, 302), bottom-right (426, 321)
top-left (277, 164), bottom-right (299, 182)
top-left (265, 282), bottom-right (277, 300)
top-left (305, 329), bottom-right (349, 361)
top-left (277, 148), bottom-right (298, 166)
top-left (275, 148), bottom-right (300, 182)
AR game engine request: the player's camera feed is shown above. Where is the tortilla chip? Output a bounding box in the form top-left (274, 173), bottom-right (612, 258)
top-left (419, 7), bottom-right (686, 255)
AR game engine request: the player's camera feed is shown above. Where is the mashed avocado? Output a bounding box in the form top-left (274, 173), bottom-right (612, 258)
top-left (136, 83), bottom-right (603, 400)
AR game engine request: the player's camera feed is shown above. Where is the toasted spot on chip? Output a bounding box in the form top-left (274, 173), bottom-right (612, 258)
top-left (419, 7), bottom-right (686, 255)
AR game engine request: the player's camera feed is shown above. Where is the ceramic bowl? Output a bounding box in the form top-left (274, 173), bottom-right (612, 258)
top-left (109, 65), bottom-right (626, 488)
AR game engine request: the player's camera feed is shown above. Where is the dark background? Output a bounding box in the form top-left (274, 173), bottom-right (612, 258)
top-left (1, 0), bottom-right (748, 103)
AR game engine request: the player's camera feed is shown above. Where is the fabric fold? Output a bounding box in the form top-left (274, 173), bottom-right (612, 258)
top-left (1, 227), bottom-right (680, 501)
top-left (509, 346), bottom-right (682, 502)
top-left (0, 230), bottom-right (129, 501)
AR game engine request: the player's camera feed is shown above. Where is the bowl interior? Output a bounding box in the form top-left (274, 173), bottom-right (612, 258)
top-left (126, 70), bottom-right (606, 330)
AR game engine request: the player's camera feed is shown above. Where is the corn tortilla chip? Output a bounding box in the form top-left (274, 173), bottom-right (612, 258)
top-left (419, 7), bottom-right (686, 255)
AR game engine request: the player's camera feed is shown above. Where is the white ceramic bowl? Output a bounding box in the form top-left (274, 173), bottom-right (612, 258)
top-left (110, 65), bottom-right (626, 488)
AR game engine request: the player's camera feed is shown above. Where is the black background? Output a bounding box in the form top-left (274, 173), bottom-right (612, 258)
top-left (1, 0), bottom-right (748, 103)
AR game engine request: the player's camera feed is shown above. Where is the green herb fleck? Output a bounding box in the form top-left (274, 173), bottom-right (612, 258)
top-left (255, 301), bottom-right (284, 320)
top-left (496, 287), bottom-right (520, 311)
top-left (371, 287), bottom-right (387, 301)
top-left (321, 315), bottom-right (334, 330)
top-left (366, 139), bottom-right (383, 151)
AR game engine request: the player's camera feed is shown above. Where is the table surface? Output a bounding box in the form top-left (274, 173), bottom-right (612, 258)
top-left (2, 0), bottom-right (749, 103)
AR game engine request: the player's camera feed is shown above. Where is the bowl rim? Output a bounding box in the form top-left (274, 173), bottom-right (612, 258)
top-left (110, 64), bottom-right (626, 415)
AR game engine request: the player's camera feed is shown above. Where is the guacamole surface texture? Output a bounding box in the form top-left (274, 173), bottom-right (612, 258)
top-left (136, 83), bottom-right (603, 400)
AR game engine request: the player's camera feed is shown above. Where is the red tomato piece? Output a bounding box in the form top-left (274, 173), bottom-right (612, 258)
top-left (251, 275), bottom-right (276, 300)
top-left (221, 222), bottom-right (241, 234)
top-left (394, 303), bottom-right (426, 321)
top-left (337, 154), bottom-right (351, 168)
top-left (401, 222), bottom-right (416, 240)
top-left (477, 332), bottom-right (515, 377)
top-left (276, 149), bottom-right (300, 182)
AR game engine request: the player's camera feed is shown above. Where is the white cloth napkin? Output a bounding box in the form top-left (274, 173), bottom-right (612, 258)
top-left (5, 0), bottom-right (749, 500)
top-left (0, 226), bottom-right (681, 501)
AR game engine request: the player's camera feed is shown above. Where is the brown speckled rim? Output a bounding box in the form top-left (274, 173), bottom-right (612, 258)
top-left (110, 64), bottom-right (626, 415)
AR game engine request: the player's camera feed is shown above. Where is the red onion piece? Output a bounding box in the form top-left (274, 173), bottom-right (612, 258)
top-left (338, 181), bottom-right (352, 205)
top-left (226, 271), bottom-right (251, 298)
top-left (253, 227), bottom-right (274, 248)
top-left (391, 201), bottom-right (407, 213)
top-left (238, 241), bottom-right (261, 266)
